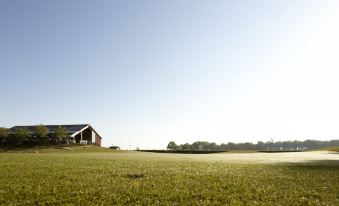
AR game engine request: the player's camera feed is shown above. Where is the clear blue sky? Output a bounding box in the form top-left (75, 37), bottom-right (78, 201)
top-left (1, 0), bottom-right (339, 149)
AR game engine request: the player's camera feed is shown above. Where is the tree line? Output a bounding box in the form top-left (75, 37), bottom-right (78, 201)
top-left (167, 139), bottom-right (339, 151)
top-left (0, 125), bottom-right (69, 146)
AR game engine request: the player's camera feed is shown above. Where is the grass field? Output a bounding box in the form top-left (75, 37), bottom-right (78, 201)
top-left (0, 146), bottom-right (338, 205)
top-left (326, 147), bottom-right (339, 152)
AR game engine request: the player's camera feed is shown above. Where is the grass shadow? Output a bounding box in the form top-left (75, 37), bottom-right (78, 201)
top-left (278, 160), bottom-right (339, 171)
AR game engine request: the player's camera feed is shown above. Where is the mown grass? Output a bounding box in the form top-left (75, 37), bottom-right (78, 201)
top-left (327, 147), bottom-right (339, 152)
top-left (315, 146), bottom-right (339, 152)
top-left (0, 151), bottom-right (338, 205)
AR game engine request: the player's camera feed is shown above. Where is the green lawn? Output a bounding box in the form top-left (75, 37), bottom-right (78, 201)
top-left (0, 148), bottom-right (338, 205)
top-left (327, 147), bottom-right (339, 152)
top-left (314, 147), bottom-right (339, 153)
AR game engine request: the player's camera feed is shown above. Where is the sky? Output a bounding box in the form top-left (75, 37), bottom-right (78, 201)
top-left (1, 0), bottom-right (339, 149)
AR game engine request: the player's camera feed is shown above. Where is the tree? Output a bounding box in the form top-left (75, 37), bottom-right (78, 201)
top-left (181, 143), bottom-right (191, 150)
top-left (208, 142), bottom-right (217, 151)
top-left (35, 125), bottom-right (49, 140)
top-left (227, 142), bottom-right (237, 150)
top-left (192, 141), bottom-right (201, 150)
top-left (15, 127), bottom-right (30, 144)
top-left (256, 141), bottom-right (265, 150)
top-left (167, 141), bottom-right (178, 150)
top-left (0, 127), bottom-right (8, 141)
top-left (55, 126), bottom-right (68, 143)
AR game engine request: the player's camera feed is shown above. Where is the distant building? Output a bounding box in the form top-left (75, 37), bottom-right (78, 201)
top-left (8, 124), bottom-right (102, 146)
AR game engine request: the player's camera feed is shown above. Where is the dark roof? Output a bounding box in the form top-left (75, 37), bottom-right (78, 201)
top-left (8, 124), bottom-right (90, 135)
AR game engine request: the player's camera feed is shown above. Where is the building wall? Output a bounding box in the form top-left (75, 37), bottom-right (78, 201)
top-left (74, 127), bottom-right (102, 147)
top-left (95, 135), bottom-right (101, 147)
top-left (74, 128), bottom-right (92, 143)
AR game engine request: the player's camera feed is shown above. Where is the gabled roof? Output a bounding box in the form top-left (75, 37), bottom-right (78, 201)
top-left (8, 124), bottom-right (90, 135)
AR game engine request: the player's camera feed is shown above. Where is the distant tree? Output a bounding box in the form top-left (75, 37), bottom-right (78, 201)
top-left (192, 141), bottom-right (201, 150)
top-left (256, 141), bottom-right (265, 150)
top-left (55, 126), bottom-right (68, 143)
top-left (35, 125), bottom-right (49, 140)
top-left (227, 142), bottom-right (237, 150)
top-left (0, 127), bottom-right (8, 141)
top-left (172, 139), bottom-right (339, 152)
top-left (220, 143), bottom-right (227, 150)
top-left (241, 142), bottom-right (254, 150)
top-left (15, 128), bottom-right (30, 144)
top-left (15, 128), bottom-right (30, 138)
top-left (209, 142), bottom-right (217, 150)
top-left (181, 143), bottom-right (191, 150)
top-left (167, 141), bottom-right (178, 150)
top-left (266, 140), bottom-right (274, 151)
